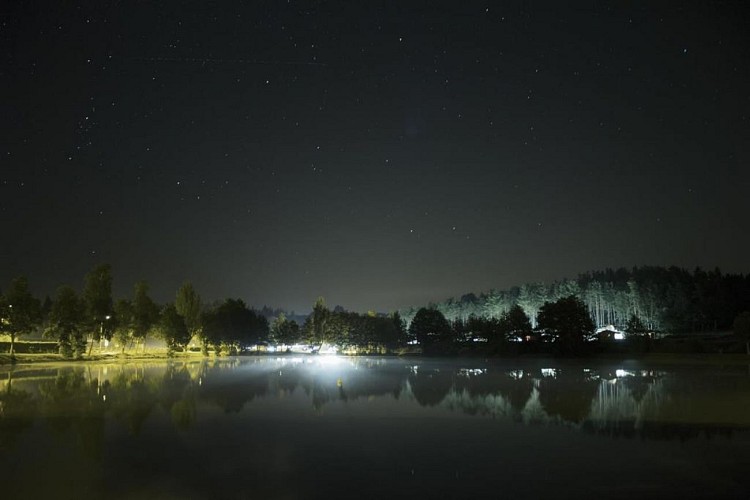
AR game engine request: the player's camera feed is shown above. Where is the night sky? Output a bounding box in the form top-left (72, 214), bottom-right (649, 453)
top-left (2, 1), bottom-right (749, 313)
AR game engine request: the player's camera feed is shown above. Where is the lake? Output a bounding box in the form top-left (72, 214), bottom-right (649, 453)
top-left (1, 356), bottom-right (749, 499)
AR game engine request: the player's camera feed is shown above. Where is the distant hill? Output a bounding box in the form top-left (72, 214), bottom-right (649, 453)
top-left (399, 266), bottom-right (750, 334)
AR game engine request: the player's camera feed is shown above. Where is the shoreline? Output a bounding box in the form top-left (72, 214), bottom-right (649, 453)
top-left (2, 350), bottom-right (748, 368)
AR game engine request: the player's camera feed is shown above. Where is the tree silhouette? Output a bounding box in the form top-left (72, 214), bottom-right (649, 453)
top-left (82, 264), bottom-right (114, 355)
top-left (175, 282), bottom-right (202, 352)
top-left (537, 296), bottom-right (594, 355)
top-left (46, 286), bottom-right (85, 358)
top-left (408, 308), bottom-right (453, 354)
top-left (0, 276), bottom-right (42, 356)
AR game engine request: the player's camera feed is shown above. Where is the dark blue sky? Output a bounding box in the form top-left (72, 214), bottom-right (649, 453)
top-left (2, 1), bottom-right (748, 313)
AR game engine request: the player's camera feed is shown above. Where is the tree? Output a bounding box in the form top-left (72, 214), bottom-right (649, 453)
top-left (46, 286), bottom-right (85, 358)
top-left (500, 304), bottom-right (532, 342)
top-left (201, 299), bottom-right (268, 355)
top-left (518, 282), bottom-right (548, 328)
top-left (408, 308), bottom-right (452, 353)
top-left (0, 277), bottom-right (42, 357)
top-left (132, 281), bottom-right (159, 352)
top-left (82, 264), bottom-right (114, 355)
top-left (271, 313), bottom-right (301, 346)
top-left (113, 299), bottom-right (135, 353)
top-left (387, 311), bottom-right (408, 349)
top-left (159, 304), bottom-right (191, 356)
top-left (305, 297), bottom-right (330, 348)
top-left (732, 311), bottom-right (750, 355)
top-left (175, 282), bottom-right (202, 352)
top-left (625, 314), bottom-right (647, 337)
top-left (536, 296), bottom-right (594, 355)
top-left (466, 315), bottom-right (502, 344)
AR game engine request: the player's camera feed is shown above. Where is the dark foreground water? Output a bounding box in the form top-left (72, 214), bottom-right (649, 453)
top-left (1, 357), bottom-right (749, 499)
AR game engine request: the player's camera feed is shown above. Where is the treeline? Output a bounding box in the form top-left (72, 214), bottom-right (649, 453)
top-left (400, 266), bottom-right (750, 334)
top-left (0, 265), bottom-right (271, 358)
top-left (0, 265), bottom-right (408, 358)
top-left (3, 264), bottom-right (750, 359)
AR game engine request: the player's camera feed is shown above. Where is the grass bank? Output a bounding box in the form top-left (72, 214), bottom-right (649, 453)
top-left (0, 350), bottom-right (209, 366)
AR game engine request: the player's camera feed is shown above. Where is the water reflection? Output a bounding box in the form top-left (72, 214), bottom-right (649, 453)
top-left (1, 358), bottom-right (750, 449)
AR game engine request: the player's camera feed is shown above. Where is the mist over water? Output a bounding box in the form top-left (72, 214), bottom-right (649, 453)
top-left (1, 357), bottom-right (749, 499)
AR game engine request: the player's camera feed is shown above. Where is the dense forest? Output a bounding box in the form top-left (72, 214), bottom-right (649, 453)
top-left (399, 267), bottom-right (750, 334)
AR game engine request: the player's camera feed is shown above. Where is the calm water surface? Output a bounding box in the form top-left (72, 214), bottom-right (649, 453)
top-left (1, 356), bottom-right (749, 499)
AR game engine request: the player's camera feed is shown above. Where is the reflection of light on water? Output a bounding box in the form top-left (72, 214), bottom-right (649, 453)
top-left (315, 355), bottom-right (343, 367)
top-left (275, 356), bottom-right (305, 364)
top-left (458, 368), bottom-right (486, 377)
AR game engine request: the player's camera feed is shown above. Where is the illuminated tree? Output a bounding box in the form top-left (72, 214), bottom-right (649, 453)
top-left (132, 281), bottom-right (159, 352)
top-left (159, 304), bottom-right (190, 356)
top-left (482, 289), bottom-right (505, 319)
top-left (518, 282), bottom-right (547, 328)
top-left (46, 286), bottom-right (85, 358)
top-left (537, 296), bottom-right (594, 354)
top-left (82, 264), bottom-right (114, 355)
top-left (271, 313), bottom-right (301, 345)
top-left (175, 281), bottom-right (202, 352)
top-left (0, 276), bottom-right (42, 356)
top-left (305, 297), bottom-right (330, 348)
top-left (113, 299), bottom-right (135, 352)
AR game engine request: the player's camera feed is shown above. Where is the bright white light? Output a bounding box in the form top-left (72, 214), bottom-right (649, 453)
top-left (541, 368), bottom-right (557, 378)
top-left (317, 343), bottom-right (338, 355)
top-left (290, 344), bottom-right (313, 353)
top-left (616, 369), bottom-right (634, 378)
top-left (614, 332), bottom-right (625, 340)
top-left (459, 368), bottom-right (486, 377)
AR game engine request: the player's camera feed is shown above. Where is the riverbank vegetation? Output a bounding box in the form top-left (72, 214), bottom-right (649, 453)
top-left (1, 264), bottom-right (749, 361)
